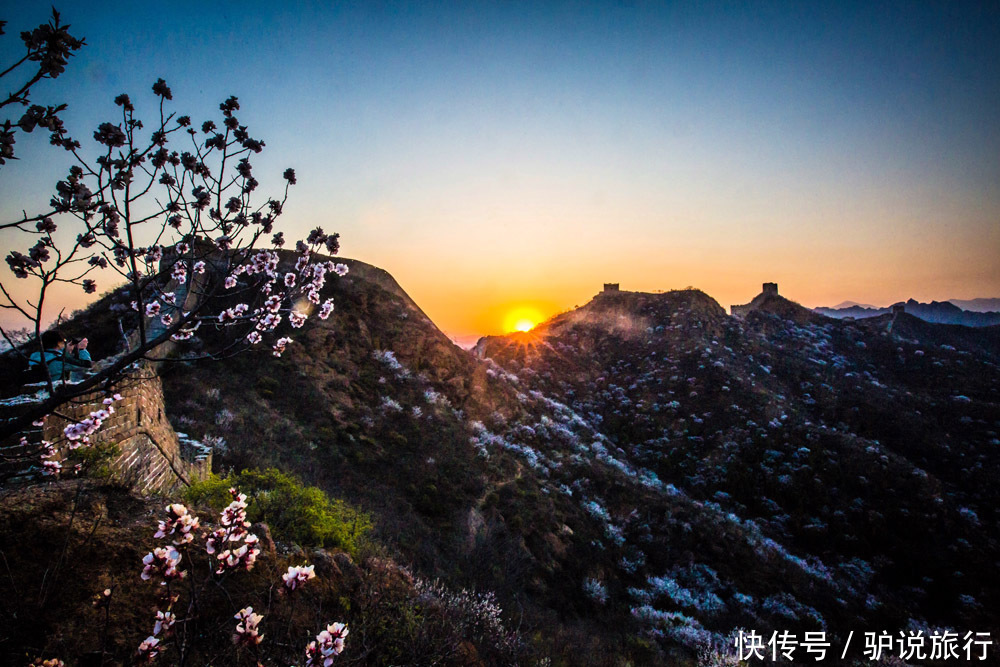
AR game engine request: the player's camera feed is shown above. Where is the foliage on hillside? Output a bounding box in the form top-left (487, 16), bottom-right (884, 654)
top-left (185, 468), bottom-right (373, 557)
top-left (0, 481), bottom-right (522, 666)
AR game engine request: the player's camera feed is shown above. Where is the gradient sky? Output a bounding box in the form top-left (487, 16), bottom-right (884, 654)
top-left (2, 1), bottom-right (998, 339)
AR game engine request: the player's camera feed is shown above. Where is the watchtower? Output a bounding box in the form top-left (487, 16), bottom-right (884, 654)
top-left (762, 282), bottom-right (778, 296)
top-left (603, 283), bottom-right (620, 293)
top-left (891, 304), bottom-right (905, 316)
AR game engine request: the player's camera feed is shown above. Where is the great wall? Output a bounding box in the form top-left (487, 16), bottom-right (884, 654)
top-left (0, 363), bottom-right (211, 494)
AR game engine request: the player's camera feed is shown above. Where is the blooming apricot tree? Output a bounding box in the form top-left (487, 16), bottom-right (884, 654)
top-left (133, 489), bottom-right (347, 665)
top-left (0, 11), bottom-right (347, 445)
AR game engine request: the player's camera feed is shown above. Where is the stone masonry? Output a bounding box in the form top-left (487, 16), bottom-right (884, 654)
top-left (0, 363), bottom-right (211, 494)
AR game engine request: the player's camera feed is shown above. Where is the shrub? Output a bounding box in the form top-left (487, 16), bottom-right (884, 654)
top-left (185, 468), bottom-right (372, 555)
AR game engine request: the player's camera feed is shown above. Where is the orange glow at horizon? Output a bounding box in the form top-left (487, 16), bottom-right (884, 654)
top-left (503, 306), bottom-right (545, 334)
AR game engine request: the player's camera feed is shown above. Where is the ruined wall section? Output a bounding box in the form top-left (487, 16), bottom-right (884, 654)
top-left (1, 364), bottom-right (211, 494)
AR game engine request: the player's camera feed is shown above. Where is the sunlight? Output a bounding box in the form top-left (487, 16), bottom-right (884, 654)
top-left (503, 306), bottom-right (545, 334)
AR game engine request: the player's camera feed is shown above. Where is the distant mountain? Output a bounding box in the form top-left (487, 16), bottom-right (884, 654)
top-left (831, 300), bottom-right (878, 309)
top-left (949, 297), bottom-right (1000, 313)
top-left (816, 299), bottom-right (1000, 327)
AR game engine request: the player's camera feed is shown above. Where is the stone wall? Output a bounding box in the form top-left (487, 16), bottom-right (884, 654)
top-left (731, 282), bottom-right (778, 318)
top-left (0, 363), bottom-right (211, 494)
top-left (730, 304), bottom-right (753, 318)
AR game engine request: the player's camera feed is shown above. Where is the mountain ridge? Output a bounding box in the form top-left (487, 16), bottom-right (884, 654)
top-left (3, 266), bottom-right (999, 665)
top-left (815, 298), bottom-right (1000, 327)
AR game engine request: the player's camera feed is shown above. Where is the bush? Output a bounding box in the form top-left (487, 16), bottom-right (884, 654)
top-left (185, 468), bottom-right (372, 555)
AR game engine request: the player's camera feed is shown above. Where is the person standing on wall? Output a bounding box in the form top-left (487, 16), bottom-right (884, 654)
top-left (28, 330), bottom-right (93, 383)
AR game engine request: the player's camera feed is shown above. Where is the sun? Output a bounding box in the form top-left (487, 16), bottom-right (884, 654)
top-left (503, 306), bottom-right (545, 334)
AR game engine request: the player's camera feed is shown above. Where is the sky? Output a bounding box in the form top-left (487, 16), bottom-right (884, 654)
top-left (1, 1), bottom-right (998, 340)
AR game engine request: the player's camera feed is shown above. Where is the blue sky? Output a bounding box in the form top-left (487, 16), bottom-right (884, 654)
top-left (2, 1), bottom-right (998, 336)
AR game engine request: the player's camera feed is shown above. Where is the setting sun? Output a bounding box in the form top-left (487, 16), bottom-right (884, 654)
top-left (503, 306), bottom-right (545, 334)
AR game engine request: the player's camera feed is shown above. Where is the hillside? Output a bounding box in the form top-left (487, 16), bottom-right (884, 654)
top-left (2, 269), bottom-right (999, 665)
top-left (477, 287), bottom-right (1000, 657)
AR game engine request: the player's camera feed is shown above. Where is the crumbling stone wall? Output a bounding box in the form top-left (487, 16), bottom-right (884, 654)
top-left (1, 364), bottom-right (210, 494)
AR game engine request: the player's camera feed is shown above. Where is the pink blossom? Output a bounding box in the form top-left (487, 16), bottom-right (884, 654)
top-left (39, 440), bottom-right (62, 475)
top-left (220, 488), bottom-right (249, 527)
top-left (145, 301), bottom-right (161, 318)
top-left (272, 336), bottom-right (292, 357)
top-left (257, 313), bottom-right (281, 331)
top-left (290, 311), bottom-right (307, 328)
top-left (171, 263), bottom-right (186, 282)
top-left (153, 503), bottom-right (200, 544)
top-left (284, 272), bottom-right (297, 287)
top-left (61, 397), bottom-right (120, 445)
top-left (153, 610), bottom-right (176, 635)
top-left (207, 488), bottom-right (260, 573)
top-left (295, 252), bottom-right (310, 272)
top-left (282, 564), bottom-right (316, 590)
top-left (233, 606), bottom-right (264, 645)
top-left (193, 260), bottom-right (206, 274)
top-left (256, 312), bottom-right (280, 330)
top-left (136, 635), bottom-right (161, 663)
top-left (319, 299), bottom-right (334, 320)
top-left (246, 331), bottom-right (262, 344)
top-left (304, 622), bottom-right (349, 665)
top-left (141, 546), bottom-right (185, 584)
top-left (264, 295), bottom-right (282, 313)
top-left (224, 275), bottom-right (237, 289)
top-left (170, 321), bottom-right (199, 341)
top-left (214, 538), bottom-right (260, 573)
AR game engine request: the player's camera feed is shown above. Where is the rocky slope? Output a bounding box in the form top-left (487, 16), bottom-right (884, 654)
top-left (477, 288), bottom-right (1000, 658)
top-left (3, 267), bottom-right (999, 665)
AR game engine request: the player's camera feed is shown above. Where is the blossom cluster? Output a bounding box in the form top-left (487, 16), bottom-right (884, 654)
top-left (304, 622), bottom-right (349, 666)
top-left (282, 564), bottom-right (317, 590)
top-left (37, 438), bottom-right (61, 475)
top-left (154, 503), bottom-right (201, 544)
top-left (140, 546), bottom-right (185, 584)
top-left (233, 606), bottom-right (264, 645)
top-left (198, 235), bottom-right (347, 355)
top-left (62, 394), bottom-right (122, 447)
top-left (129, 492), bottom-right (348, 662)
top-left (136, 634), bottom-right (162, 663)
top-left (136, 609), bottom-right (176, 663)
top-left (205, 488), bottom-right (260, 574)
